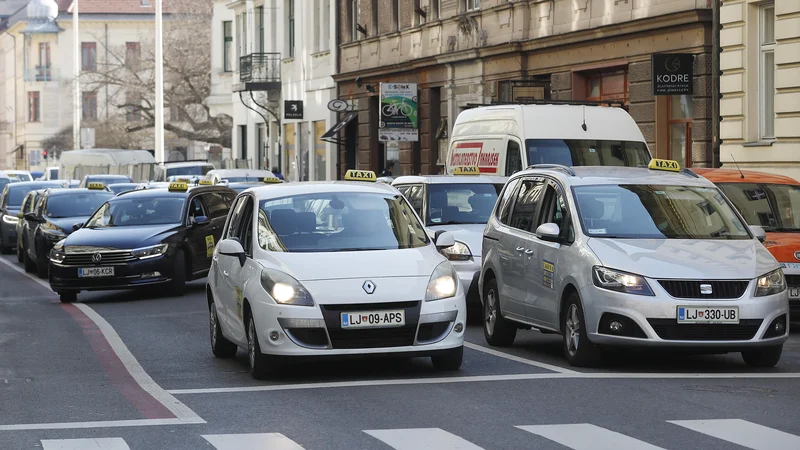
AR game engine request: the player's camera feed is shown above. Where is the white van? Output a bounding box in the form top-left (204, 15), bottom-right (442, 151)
top-left (60, 149), bottom-right (156, 181)
top-left (445, 104), bottom-right (652, 176)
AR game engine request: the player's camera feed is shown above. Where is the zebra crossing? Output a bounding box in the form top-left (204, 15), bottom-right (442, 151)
top-left (36, 419), bottom-right (800, 450)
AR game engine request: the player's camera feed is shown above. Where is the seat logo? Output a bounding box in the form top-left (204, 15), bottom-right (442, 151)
top-left (362, 280), bottom-right (376, 294)
top-left (92, 253), bottom-right (103, 264)
top-left (700, 283), bottom-right (712, 295)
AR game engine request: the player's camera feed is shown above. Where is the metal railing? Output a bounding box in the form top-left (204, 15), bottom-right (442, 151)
top-left (24, 66), bottom-right (58, 82)
top-left (239, 53), bottom-right (281, 83)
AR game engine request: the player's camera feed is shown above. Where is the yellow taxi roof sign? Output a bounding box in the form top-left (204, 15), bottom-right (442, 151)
top-left (344, 170), bottom-right (377, 182)
top-left (198, 180), bottom-right (213, 185)
top-left (87, 182), bottom-right (105, 190)
top-left (453, 166), bottom-right (480, 175)
top-left (168, 182), bottom-right (189, 192)
top-left (263, 176), bottom-right (282, 184)
top-left (648, 159), bottom-right (681, 172)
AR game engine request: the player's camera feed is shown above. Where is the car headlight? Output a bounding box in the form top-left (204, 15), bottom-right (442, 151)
top-left (755, 269), bottom-right (786, 297)
top-left (441, 240), bottom-right (471, 261)
top-left (260, 268), bottom-right (314, 306)
top-left (2, 215), bottom-right (18, 224)
top-left (592, 266), bottom-right (654, 296)
top-left (49, 243), bottom-right (66, 263)
top-left (132, 243), bottom-right (169, 260)
top-left (425, 261), bottom-right (458, 301)
top-left (42, 228), bottom-right (66, 241)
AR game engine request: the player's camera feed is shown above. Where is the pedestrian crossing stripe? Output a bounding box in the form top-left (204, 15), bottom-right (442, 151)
top-left (34, 419), bottom-right (800, 449)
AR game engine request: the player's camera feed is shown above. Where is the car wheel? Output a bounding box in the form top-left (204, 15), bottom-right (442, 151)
top-left (742, 345), bottom-right (783, 368)
top-left (23, 248), bottom-right (35, 273)
top-left (59, 291), bottom-right (78, 303)
top-left (210, 302), bottom-right (237, 358)
top-left (168, 249), bottom-right (187, 296)
top-left (483, 278), bottom-right (517, 347)
top-left (431, 346), bottom-right (463, 371)
top-left (562, 293), bottom-right (602, 367)
top-left (16, 242), bottom-right (23, 263)
top-left (36, 248), bottom-right (48, 279)
top-left (246, 315), bottom-right (275, 380)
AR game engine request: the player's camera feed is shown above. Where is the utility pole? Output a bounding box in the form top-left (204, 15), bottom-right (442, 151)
top-left (154, 0), bottom-right (165, 163)
top-left (711, 0), bottom-right (722, 167)
top-left (72, 0), bottom-right (80, 150)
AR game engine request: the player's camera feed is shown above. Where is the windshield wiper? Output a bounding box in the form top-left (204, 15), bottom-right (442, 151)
top-left (336, 247), bottom-right (386, 252)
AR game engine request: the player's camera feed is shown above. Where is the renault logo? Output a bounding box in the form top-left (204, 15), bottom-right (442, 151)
top-left (92, 253), bottom-right (103, 264)
top-left (362, 280), bottom-right (376, 294)
top-left (700, 283), bottom-right (713, 295)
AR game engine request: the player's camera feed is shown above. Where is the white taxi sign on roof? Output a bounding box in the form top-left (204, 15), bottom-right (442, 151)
top-left (263, 177), bottom-right (282, 184)
top-left (87, 182), bottom-right (105, 190)
top-left (648, 159), bottom-right (681, 172)
top-left (452, 166), bottom-right (480, 175)
top-left (168, 182), bottom-right (189, 192)
top-left (344, 170), bottom-right (377, 182)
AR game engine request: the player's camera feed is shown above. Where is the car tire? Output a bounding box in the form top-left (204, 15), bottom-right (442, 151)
top-left (210, 302), bottom-right (237, 358)
top-left (36, 248), bottom-right (48, 279)
top-left (16, 243), bottom-right (23, 263)
top-left (59, 291), bottom-right (78, 303)
top-left (431, 346), bottom-right (463, 371)
top-left (742, 345), bottom-right (783, 368)
top-left (562, 293), bottom-right (602, 367)
top-left (23, 249), bottom-right (35, 273)
top-left (168, 249), bottom-right (187, 296)
top-left (483, 277), bottom-right (517, 347)
top-left (247, 315), bottom-right (275, 380)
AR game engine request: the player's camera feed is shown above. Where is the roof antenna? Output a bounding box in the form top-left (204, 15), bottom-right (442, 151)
top-left (581, 105), bottom-right (587, 131)
top-left (730, 154), bottom-right (745, 179)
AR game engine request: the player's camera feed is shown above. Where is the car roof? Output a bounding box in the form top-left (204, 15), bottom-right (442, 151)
top-left (114, 185), bottom-right (231, 199)
top-left (44, 188), bottom-right (115, 197)
top-left (208, 169), bottom-right (274, 176)
top-left (84, 174), bottom-right (131, 179)
top-left (517, 166), bottom-right (716, 188)
top-left (247, 181), bottom-right (398, 199)
top-left (393, 175), bottom-right (509, 185)
top-left (692, 168), bottom-right (799, 185)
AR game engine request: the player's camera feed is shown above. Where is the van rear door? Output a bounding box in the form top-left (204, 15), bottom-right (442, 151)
top-left (446, 139), bottom-right (503, 175)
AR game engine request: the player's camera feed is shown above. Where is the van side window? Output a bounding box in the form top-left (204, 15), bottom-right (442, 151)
top-left (404, 185), bottom-right (425, 218)
top-left (505, 140), bottom-right (522, 175)
top-left (497, 178), bottom-right (521, 225)
top-left (508, 179), bottom-right (546, 232)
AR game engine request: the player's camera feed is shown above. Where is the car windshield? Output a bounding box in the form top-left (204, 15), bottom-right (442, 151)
top-left (0, 179), bottom-right (9, 191)
top-left (167, 165), bottom-right (214, 177)
top-left (46, 192), bottom-right (114, 218)
top-left (716, 182), bottom-right (800, 232)
top-left (222, 176), bottom-right (267, 182)
top-left (108, 184), bottom-right (137, 194)
top-left (573, 184), bottom-right (750, 240)
top-left (427, 183), bottom-right (503, 226)
top-left (10, 173), bottom-right (32, 181)
top-left (86, 196), bottom-right (186, 227)
top-left (6, 183), bottom-right (60, 207)
top-left (527, 139), bottom-right (651, 167)
top-left (258, 192), bottom-right (429, 252)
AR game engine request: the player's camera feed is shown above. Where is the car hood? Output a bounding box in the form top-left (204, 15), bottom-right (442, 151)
top-left (45, 217), bottom-right (91, 235)
top-left (64, 224), bottom-right (179, 250)
top-left (587, 238), bottom-right (778, 280)
top-left (259, 246), bottom-right (445, 281)
top-left (762, 232), bottom-right (800, 264)
top-left (427, 224), bottom-right (486, 257)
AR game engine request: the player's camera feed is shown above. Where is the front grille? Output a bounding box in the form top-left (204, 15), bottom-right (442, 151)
top-left (321, 301), bottom-right (419, 312)
top-left (62, 251), bottom-right (136, 266)
top-left (647, 319), bottom-right (763, 341)
top-left (326, 326), bottom-right (417, 349)
top-left (657, 280), bottom-right (749, 299)
top-left (285, 328), bottom-right (329, 348)
top-left (785, 275), bottom-right (800, 286)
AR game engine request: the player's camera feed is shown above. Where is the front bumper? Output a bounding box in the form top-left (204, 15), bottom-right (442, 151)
top-left (452, 257), bottom-right (481, 304)
top-left (250, 294), bottom-right (467, 357)
top-left (581, 279), bottom-right (790, 349)
top-left (0, 220), bottom-right (16, 246)
top-left (778, 264), bottom-right (800, 321)
top-left (49, 255), bottom-right (175, 292)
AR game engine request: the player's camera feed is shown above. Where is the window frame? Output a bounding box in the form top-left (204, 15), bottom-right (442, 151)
top-left (288, 0), bottom-right (296, 57)
top-left (27, 91), bottom-right (40, 123)
top-left (350, 0), bottom-right (359, 42)
top-left (186, 195), bottom-right (209, 226)
top-left (537, 180), bottom-right (574, 244)
top-left (255, 6), bottom-right (264, 53)
top-left (125, 42), bottom-right (141, 71)
top-left (223, 21), bottom-right (233, 72)
top-left (759, 2), bottom-right (776, 140)
top-left (507, 177), bottom-right (547, 233)
top-left (667, 95), bottom-right (693, 168)
top-left (82, 91), bottom-right (98, 121)
top-left (81, 42), bottom-right (97, 72)
top-left (464, 0), bottom-right (479, 12)
top-left (584, 69), bottom-right (629, 108)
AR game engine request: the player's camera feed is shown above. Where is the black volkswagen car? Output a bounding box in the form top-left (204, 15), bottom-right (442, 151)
top-left (49, 183), bottom-right (236, 303)
top-left (21, 185), bottom-right (114, 278)
top-left (0, 181), bottom-right (66, 254)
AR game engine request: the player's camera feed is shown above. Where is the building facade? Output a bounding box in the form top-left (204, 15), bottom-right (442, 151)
top-left (334, 0), bottom-right (716, 177)
top-left (719, 0), bottom-right (800, 179)
top-left (214, 0), bottom-right (338, 180)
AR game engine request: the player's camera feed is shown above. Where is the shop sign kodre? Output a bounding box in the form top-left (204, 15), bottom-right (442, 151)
top-left (651, 54), bottom-right (694, 96)
top-left (379, 83), bottom-right (418, 142)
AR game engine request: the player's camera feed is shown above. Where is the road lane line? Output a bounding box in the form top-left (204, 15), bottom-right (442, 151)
top-left (203, 433), bottom-right (305, 450)
top-left (0, 418), bottom-right (204, 431)
top-left (464, 342), bottom-right (578, 373)
top-left (517, 424), bottom-right (665, 450)
top-left (365, 428), bottom-right (484, 450)
top-left (41, 437), bottom-right (130, 450)
top-left (669, 419), bottom-right (800, 450)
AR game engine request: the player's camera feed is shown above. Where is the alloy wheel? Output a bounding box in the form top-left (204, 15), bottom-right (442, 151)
top-left (485, 289), bottom-right (497, 336)
top-left (248, 319), bottom-right (256, 369)
top-left (210, 307), bottom-right (218, 347)
top-left (566, 304), bottom-right (580, 356)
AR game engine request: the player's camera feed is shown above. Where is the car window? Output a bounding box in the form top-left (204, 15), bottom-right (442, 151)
top-left (403, 185), bottom-right (424, 218)
top-left (505, 140), bottom-right (523, 175)
top-left (508, 179), bottom-right (546, 232)
top-left (538, 183), bottom-right (573, 242)
top-left (526, 139), bottom-right (651, 167)
top-left (187, 196), bottom-right (207, 220)
top-left (85, 196), bottom-right (185, 227)
top-left (717, 182), bottom-right (800, 232)
top-left (46, 192), bottom-right (114, 218)
top-left (497, 178), bottom-right (521, 225)
top-left (224, 196), bottom-right (247, 240)
top-left (229, 197), bottom-right (254, 256)
top-left (204, 193), bottom-right (230, 219)
top-left (427, 183), bottom-right (503, 226)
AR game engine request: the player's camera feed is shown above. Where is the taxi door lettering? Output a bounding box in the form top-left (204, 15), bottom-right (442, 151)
top-left (235, 287), bottom-right (243, 320)
top-left (205, 235), bottom-right (215, 258)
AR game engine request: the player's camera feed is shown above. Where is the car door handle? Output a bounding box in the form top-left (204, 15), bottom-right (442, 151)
top-left (516, 247), bottom-right (525, 252)
top-left (222, 270), bottom-right (229, 277)
top-left (524, 249), bottom-right (534, 255)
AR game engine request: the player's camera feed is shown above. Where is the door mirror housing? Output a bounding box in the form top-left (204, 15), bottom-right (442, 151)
top-left (190, 215), bottom-right (209, 227)
top-left (72, 222), bottom-right (84, 231)
top-left (749, 225), bottom-right (767, 243)
top-left (218, 238), bottom-right (246, 267)
top-left (535, 223), bottom-right (561, 242)
top-left (434, 230), bottom-right (456, 249)
top-left (24, 212), bottom-right (40, 222)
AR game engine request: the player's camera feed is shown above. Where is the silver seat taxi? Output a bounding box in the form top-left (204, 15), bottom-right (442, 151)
top-left (480, 160), bottom-right (790, 367)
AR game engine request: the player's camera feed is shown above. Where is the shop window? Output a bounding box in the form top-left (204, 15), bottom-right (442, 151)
top-left (585, 70), bottom-right (628, 107)
top-left (223, 21), bottom-right (233, 72)
top-left (464, 0), bottom-right (479, 12)
top-left (349, 0), bottom-right (360, 42)
top-left (668, 95), bottom-right (693, 168)
top-left (314, 120), bottom-right (327, 180)
top-left (284, 123), bottom-right (296, 181)
top-left (759, 2), bottom-right (775, 139)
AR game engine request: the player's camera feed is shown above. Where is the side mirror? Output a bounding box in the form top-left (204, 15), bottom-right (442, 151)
top-left (749, 225), bottom-right (767, 243)
top-left (24, 212), bottom-right (40, 222)
top-left (218, 238), bottom-right (246, 267)
top-left (434, 231), bottom-right (456, 249)
top-left (17, 212), bottom-right (23, 219)
top-left (191, 215), bottom-right (209, 227)
top-left (72, 222), bottom-right (84, 231)
top-left (535, 223), bottom-right (561, 243)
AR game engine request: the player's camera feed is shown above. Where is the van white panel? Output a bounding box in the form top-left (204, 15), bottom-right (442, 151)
top-left (447, 139), bottom-right (504, 175)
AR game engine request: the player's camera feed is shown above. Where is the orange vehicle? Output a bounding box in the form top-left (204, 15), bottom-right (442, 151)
top-left (694, 168), bottom-right (800, 320)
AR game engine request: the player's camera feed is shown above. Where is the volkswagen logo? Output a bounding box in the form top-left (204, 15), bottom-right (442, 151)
top-left (91, 253), bottom-right (103, 264)
top-left (362, 280), bottom-right (376, 294)
top-left (794, 251), bottom-right (800, 261)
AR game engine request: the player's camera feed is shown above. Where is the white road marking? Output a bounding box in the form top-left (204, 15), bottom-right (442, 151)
top-left (464, 341), bottom-right (579, 373)
top-left (669, 419), bottom-right (800, 450)
top-left (517, 424), bottom-right (666, 450)
top-left (365, 428), bottom-right (484, 450)
top-left (203, 433), bottom-right (305, 450)
top-left (41, 438), bottom-right (130, 450)
top-left (0, 418), bottom-right (205, 431)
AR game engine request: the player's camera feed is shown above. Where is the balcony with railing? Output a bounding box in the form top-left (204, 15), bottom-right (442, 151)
top-left (234, 53), bottom-right (281, 92)
top-left (24, 66), bottom-right (58, 82)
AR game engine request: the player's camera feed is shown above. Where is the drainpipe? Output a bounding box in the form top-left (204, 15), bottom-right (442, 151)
top-left (711, 0), bottom-right (721, 168)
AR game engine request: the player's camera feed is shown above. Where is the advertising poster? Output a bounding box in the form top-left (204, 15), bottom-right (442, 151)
top-left (379, 83), bottom-right (419, 142)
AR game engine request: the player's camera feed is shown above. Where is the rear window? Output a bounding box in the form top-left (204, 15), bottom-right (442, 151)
top-left (526, 139), bottom-right (651, 167)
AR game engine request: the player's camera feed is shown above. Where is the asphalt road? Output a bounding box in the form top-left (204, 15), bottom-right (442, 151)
top-left (1, 253), bottom-right (799, 450)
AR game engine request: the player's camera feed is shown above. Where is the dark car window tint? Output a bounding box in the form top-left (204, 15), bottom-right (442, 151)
top-left (188, 197), bottom-right (206, 219)
top-left (224, 196), bottom-right (248, 240)
top-left (508, 179), bottom-right (546, 232)
top-left (204, 193), bottom-right (230, 219)
top-left (497, 178), bottom-right (521, 225)
top-left (46, 192), bottom-right (114, 218)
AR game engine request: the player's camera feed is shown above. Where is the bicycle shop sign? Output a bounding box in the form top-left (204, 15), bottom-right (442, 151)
top-left (651, 53), bottom-right (694, 95)
top-left (379, 82), bottom-right (419, 142)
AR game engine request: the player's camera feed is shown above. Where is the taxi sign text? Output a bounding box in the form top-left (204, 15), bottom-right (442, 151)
top-left (344, 170), bottom-right (377, 182)
top-left (87, 182), bottom-right (105, 190)
top-left (648, 159), bottom-right (680, 172)
top-left (453, 166), bottom-right (480, 175)
top-left (198, 180), bottom-right (213, 185)
top-left (168, 182), bottom-right (189, 192)
top-left (263, 177), bottom-right (282, 183)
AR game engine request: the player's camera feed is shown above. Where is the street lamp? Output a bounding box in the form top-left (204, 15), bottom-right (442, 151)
top-left (154, 0), bottom-right (165, 163)
top-left (73, 0), bottom-right (80, 150)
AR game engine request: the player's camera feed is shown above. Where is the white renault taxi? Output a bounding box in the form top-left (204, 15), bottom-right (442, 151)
top-left (207, 170), bottom-right (466, 379)
top-left (480, 160), bottom-right (790, 367)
